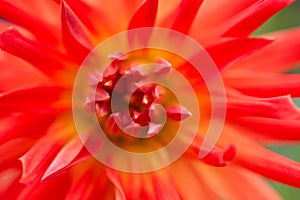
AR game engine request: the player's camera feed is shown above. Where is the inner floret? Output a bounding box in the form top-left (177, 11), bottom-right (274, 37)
top-left (89, 50), bottom-right (192, 152)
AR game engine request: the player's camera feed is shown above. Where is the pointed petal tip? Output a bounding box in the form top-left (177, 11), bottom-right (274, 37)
top-left (166, 105), bottom-right (192, 121)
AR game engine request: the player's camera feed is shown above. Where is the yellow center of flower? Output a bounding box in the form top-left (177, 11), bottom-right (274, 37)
top-left (92, 49), bottom-right (194, 153)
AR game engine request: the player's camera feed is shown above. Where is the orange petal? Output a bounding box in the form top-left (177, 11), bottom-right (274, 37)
top-left (197, 163), bottom-right (282, 200)
top-left (105, 168), bottom-right (126, 200)
top-left (151, 172), bottom-right (181, 200)
top-left (83, 0), bottom-right (142, 33)
top-left (220, 165), bottom-right (281, 200)
top-left (106, 169), bottom-right (162, 199)
top-left (169, 159), bottom-right (210, 199)
top-left (221, 124), bottom-right (300, 187)
top-left (64, 165), bottom-right (107, 200)
top-left (188, 161), bottom-right (240, 199)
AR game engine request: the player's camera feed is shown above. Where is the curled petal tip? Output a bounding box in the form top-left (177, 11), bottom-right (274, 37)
top-left (147, 122), bottom-right (162, 137)
top-left (108, 52), bottom-right (128, 60)
top-left (95, 103), bottom-right (109, 118)
top-left (200, 145), bottom-right (237, 167)
top-left (123, 122), bottom-right (142, 136)
top-left (95, 88), bottom-right (110, 102)
top-left (154, 58), bottom-right (172, 75)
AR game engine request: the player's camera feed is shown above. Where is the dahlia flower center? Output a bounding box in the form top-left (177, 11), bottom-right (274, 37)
top-left (89, 49), bottom-right (192, 152)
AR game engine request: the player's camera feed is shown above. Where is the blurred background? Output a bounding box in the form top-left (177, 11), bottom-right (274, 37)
top-left (254, 1), bottom-right (300, 198)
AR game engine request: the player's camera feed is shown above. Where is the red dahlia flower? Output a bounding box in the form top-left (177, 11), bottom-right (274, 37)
top-left (1, 0), bottom-right (300, 199)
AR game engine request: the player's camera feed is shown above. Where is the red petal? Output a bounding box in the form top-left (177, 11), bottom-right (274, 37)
top-left (206, 37), bottom-right (273, 71)
top-left (236, 144), bottom-right (300, 188)
top-left (0, 113), bottom-right (57, 146)
top-left (225, 74), bottom-right (300, 98)
top-left (63, 0), bottom-right (98, 34)
top-left (19, 136), bottom-right (65, 185)
top-left (171, 0), bottom-right (204, 34)
top-left (66, 164), bottom-right (115, 200)
top-left (0, 166), bottom-right (23, 199)
top-left (0, 21), bottom-right (10, 32)
top-left (231, 117), bottom-right (300, 141)
top-left (151, 173), bottom-right (181, 200)
top-left (200, 145), bottom-right (236, 167)
top-left (127, 0), bottom-right (159, 47)
top-left (19, 116), bottom-right (75, 184)
top-left (0, 27), bottom-right (66, 75)
top-left (0, 85), bottom-right (65, 113)
top-left (0, 52), bottom-right (47, 92)
top-left (61, 0), bottom-right (93, 63)
top-left (157, 0), bottom-right (183, 28)
top-left (0, 0), bottom-right (59, 43)
top-left (223, 0), bottom-right (294, 37)
top-left (128, 0), bottom-right (158, 29)
top-left (192, 0), bottom-right (293, 43)
top-left (192, 0), bottom-right (258, 30)
top-left (17, 171), bottom-right (70, 199)
top-left (106, 169), bottom-right (159, 199)
top-left (187, 133), bottom-right (236, 167)
top-left (41, 137), bottom-right (88, 181)
top-left (106, 169), bottom-right (126, 200)
top-left (65, 171), bottom-right (95, 200)
top-left (226, 94), bottom-right (300, 120)
top-left (230, 27), bottom-right (300, 72)
top-left (0, 138), bottom-right (33, 169)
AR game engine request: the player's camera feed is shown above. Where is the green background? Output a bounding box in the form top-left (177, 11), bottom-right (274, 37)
top-left (254, 1), bottom-right (300, 199)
